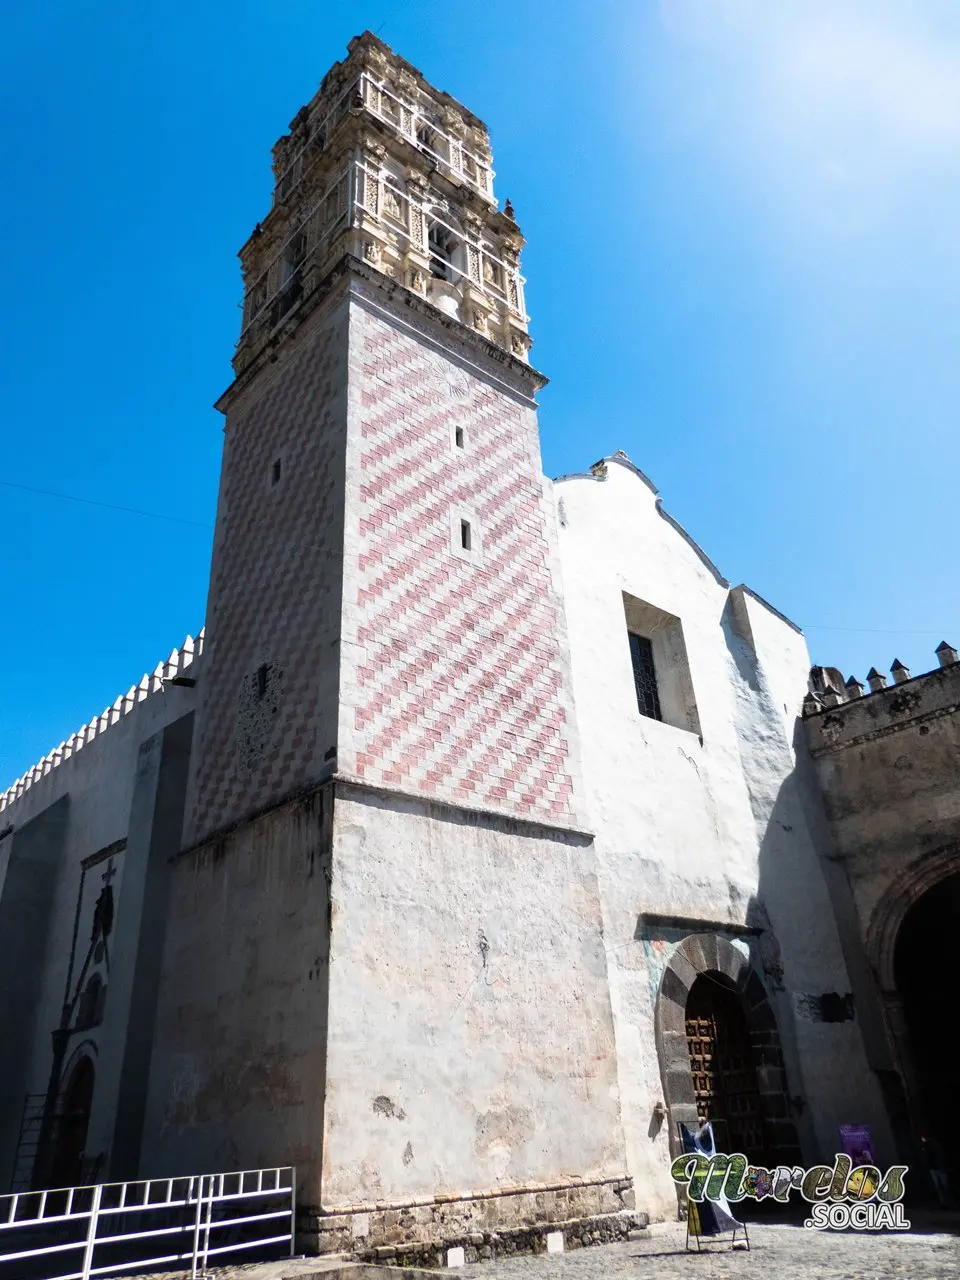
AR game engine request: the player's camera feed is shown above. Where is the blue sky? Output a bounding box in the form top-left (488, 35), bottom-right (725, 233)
top-left (2, 0), bottom-right (959, 786)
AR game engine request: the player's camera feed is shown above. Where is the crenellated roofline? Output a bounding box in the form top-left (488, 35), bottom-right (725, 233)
top-left (0, 629), bottom-right (204, 814)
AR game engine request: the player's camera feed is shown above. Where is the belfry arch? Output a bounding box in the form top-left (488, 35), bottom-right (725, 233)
top-left (654, 934), bottom-right (800, 1169)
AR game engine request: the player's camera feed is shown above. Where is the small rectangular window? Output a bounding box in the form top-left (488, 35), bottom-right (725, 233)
top-left (455, 426), bottom-right (464, 449)
top-left (460, 519), bottom-right (472, 550)
top-left (628, 632), bottom-right (662, 721)
top-left (271, 458), bottom-right (282, 485)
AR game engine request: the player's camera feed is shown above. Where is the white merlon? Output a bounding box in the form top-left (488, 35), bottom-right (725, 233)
top-left (0, 628), bottom-right (204, 813)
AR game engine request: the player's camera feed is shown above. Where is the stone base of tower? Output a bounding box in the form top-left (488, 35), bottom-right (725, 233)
top-left (299, 1176), bottom-right (644, 1261)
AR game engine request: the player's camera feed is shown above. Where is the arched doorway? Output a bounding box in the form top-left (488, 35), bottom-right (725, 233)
top-left (893, 870), bottom-right (960, 1192)
top-left (654, 934), bottom-right (801, 1172)
top-left (686, 974), bottom-right (768, 1163)
top-left (49, 1057), bottom-right (95, 1188)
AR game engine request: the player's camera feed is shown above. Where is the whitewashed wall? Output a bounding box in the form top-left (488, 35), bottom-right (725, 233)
top-left (552, 455), bottom-right (893, 1218)
top-left (0, 651), bottom-right (200, 1184)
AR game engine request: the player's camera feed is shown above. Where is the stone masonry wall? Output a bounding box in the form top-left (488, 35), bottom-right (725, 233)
top-left (338, 297), bottom-right (581, 828)
top-left (185, 303), bottom-right (349, 847)
top-left (804, 660), bottom-right (960, 973)
top-left (304, 1175), bottom-right (638, 1259)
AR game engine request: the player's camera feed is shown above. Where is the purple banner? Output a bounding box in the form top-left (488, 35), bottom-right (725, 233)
top-left (839, 1124), bottom-right (876, 1167)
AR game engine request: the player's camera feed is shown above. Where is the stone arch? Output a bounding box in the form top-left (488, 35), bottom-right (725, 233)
top-left (48, 1052), bottom-right (97, 1189)
top-left (60, 1040), bottom-right (98, 1085)
top-left (654, 933), bottom-right (800, 1167)
top-left (865, 843), bottom-right (960, 992)
top-left (865, 845), bottom-right (960, 1168)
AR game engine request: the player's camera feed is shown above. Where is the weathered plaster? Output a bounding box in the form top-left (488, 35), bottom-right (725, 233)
top-left (140, 787), bottom-right (333, 1200)
top-left (553, 457), bottom-right (893, 1215)
top-left (0, 666), bottom-right (199, 1186)
top-left (321, 786), bottom-right (626, 1210)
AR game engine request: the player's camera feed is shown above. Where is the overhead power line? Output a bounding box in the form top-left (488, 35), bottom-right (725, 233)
top-left (0, 480), bottom-right (213, 530)
top-left (804, 625), bottom-right (957, 636)
top-left (3, 478), bottom-right (955, 639)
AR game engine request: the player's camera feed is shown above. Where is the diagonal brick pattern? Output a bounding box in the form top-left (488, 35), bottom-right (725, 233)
top-left (343, 308), bottom-right (577, 825)
top-left (188, 309), bottom-right (348, 845)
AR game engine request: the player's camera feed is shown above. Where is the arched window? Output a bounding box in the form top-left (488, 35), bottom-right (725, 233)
top-left (270, 231), bottom-right (306, 326)
top-left (76, 974), bottom-right (106, 1030)
top-left (415, 113), bottom-right (444, 158)
top-left (428, 221), bottom-right (462, 283)
top-left (281, 231), bottom-right (307, 286)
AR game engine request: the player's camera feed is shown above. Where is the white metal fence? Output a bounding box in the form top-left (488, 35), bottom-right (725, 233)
top-left (0, 1166), bottom-right (295, 1280)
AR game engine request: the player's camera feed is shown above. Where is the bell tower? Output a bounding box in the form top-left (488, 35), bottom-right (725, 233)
top-left (236, 33), bottom-right (531, 369)
top-left (187, 31), bottom-right (582, 841)
top-left (157, 33), bottom-right (629, 1254)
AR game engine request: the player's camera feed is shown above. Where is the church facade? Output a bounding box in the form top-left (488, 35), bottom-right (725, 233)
top-left (1, 31), bottom-right (952, 1254)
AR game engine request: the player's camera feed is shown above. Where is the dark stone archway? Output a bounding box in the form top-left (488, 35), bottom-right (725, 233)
top-left (866, 844), bottom-right (960, 994)
top-left (654, 934), bottom-right (801, 1168)
top-left (892, 870), bottom-right (960, 1196)
top-left (48, 1056), bottom-right (95, 1189)
top-left (865, 844), bottom-right (960, 1169)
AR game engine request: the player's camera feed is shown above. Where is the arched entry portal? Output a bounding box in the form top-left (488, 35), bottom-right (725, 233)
top-left (654, 934), bottom-right (800, 1170)
top-left (893, 870), bottom-right (960, 1190)
top-left (48, 1057), bottom-right (95, 1189)
top-left (866, 846), bottom-right (960, 1172)
top-left (686, 974), bottom-right (768, 1163)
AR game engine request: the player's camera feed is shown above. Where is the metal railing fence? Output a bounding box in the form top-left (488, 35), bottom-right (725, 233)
top-left (0, 1166), bottom-right (295, 1280)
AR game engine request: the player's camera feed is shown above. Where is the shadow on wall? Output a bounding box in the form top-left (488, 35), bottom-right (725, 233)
top-left (719, 600), bottom-right (903, 1170)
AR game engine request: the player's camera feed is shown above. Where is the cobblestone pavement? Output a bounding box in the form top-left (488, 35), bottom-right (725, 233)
top-left (458, 1221), bottom-right (960, 1280)
top-left (112, 1218), bottom-right (960, 1280)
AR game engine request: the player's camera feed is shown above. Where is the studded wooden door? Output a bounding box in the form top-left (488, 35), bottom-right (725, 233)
top-left (685, 976), bottom-right (766, 1160)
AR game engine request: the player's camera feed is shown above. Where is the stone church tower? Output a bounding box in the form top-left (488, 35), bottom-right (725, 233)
top-left (1, 28), bottom-right (912, 1242)
top-left (143, 32), bottom-right (633, 1252)
top-left (186, 31), bottom-right (578, 848)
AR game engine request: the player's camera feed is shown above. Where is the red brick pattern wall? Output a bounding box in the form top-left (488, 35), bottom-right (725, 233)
top-left (187, 309), bottom-right (348, 845)
top-left (342, 309), bottom-right (577, 825)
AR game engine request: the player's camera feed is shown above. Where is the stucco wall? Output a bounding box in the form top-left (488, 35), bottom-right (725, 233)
top-left (320, 786), bottom-right (627, 1210)
top-left (552, 456), bottom-right (892, 1216)
top-left (0, 671), bottom-right (197, 1186)
top-left (140, 788), bottom-right (332, 1197)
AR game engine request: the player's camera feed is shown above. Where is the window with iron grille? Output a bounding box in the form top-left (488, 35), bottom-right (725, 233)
top-left (628, 632), bottom-right (662, 721)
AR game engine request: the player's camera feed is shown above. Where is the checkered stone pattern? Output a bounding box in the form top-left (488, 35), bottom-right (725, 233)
top-left (187, 308), bottom-right (349, 845)
top-left (343, 308), bottom-right (577, 825)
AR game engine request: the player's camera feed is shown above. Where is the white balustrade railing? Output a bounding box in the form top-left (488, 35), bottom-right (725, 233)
top-left (0, 1166), bottom-right (295, 1280)
top-left (272, 70), bottom-right (495, 209)
top-left (239, 154), bottom-right (527, 347)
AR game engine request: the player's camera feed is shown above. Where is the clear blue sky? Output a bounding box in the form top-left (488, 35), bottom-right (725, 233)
top-left (2, 0), bottom-right (959, 787)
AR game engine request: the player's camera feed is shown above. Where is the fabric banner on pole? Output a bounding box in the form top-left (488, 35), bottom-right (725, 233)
top-left (838, 1124), bottom-right (876, 1166)
top-left (838, 1124), bottom-right (880, 1199)
top-left (680, 1121), bottom-right (743, 1235)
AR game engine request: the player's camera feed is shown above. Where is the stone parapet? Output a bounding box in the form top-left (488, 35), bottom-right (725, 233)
top-left (804, 658), bottom-right (960, 756)
top-left (0, 629), bottom-right (203, 814)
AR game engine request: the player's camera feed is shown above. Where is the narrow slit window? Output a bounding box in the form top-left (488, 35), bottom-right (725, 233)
top-left (460, 519), bottom-right (472, 551)
top-left (455, 426), bottom-right (464, 449)
top-left (628, 632), bottom-right (662, 721)
top-left (271, 458), bottom-right (282, 485)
